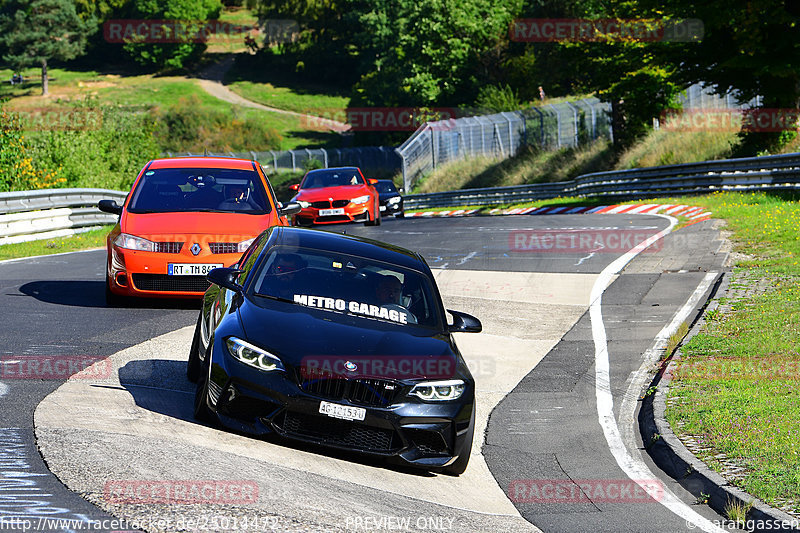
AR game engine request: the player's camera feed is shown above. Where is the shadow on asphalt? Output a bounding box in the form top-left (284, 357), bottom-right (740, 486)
top-left (117, 358), bottom-right (435, 477)
top-left (18, 280), bottom-right (201, 310)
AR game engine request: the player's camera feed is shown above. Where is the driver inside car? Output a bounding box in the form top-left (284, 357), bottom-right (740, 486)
top-left (375, 274), bottom-right (417, 323)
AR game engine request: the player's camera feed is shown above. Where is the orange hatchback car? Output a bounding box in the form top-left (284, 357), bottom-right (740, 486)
top-left (98, 157), bottom-right (300, 304)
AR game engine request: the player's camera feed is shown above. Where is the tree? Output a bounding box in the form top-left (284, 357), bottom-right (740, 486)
top-left (0, 0), bottom-right (95, 95)
top-left (122, 0), bottom-right (222, 71)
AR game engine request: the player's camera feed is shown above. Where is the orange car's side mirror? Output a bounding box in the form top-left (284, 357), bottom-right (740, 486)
top-left (290, 183), bottom-right (300, 191)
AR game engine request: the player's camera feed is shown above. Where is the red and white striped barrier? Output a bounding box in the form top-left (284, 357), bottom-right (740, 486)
top-left (406, 203), bottom-right (712, 222)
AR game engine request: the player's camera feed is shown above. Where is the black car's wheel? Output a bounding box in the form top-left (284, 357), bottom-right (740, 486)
top-left (395, 211), bottom-right (405, 218)
top-left (187, 312), bottom-right (204, 383)
top-left (441, 410), bottom-right (475, 476)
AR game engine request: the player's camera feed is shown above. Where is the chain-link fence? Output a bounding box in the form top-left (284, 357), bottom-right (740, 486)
top-left (165, 146), bottom-right (401, 178)
top-left (678, 83), bottom-right (761, 109)
top-left (396, 97), bottom-right (613, 191)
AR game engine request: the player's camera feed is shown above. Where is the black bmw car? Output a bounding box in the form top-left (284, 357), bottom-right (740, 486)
top-left (188, 226), bottom-right (481, 475)
top-left (374, 179), bottom-right (404, 218)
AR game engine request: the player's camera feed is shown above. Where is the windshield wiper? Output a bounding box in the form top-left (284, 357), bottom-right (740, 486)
top-left (253, 294), bottom-right (296, 304)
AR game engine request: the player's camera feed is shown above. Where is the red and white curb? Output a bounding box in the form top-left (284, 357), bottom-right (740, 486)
top-left (406, 204), bottom-right (712, 221)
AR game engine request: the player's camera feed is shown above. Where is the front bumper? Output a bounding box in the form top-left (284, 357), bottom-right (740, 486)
top-left (205, 349), bottom-right (474, 470)
top-left (107, 246), bottom-right (242, 298)
top-left (293, 204), bottom-right (370, 226)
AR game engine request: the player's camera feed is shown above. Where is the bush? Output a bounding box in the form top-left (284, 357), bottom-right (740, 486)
top-left (152, 95), bottom-right (282, 152)
top-left (23, 105), bottom-right (161, 190)
top-left (0, 106), bottom-right (64, 192)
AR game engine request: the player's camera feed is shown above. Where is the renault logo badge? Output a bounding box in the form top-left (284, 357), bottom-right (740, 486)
top-left (190, 243), bottom-right (201, 256)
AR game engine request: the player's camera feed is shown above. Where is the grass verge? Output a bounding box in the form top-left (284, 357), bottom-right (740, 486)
top-left (0, 226), bottom-right (112, 261)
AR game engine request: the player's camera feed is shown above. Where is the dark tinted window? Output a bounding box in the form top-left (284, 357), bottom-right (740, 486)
top-left (251, 246), bottom-right (441, 329)
top-left (300, 169), bottom-right (364, 189)
top-left (127, 168), bottom-right (272, 214)
top-left (374, 181), bottom-right (398, 194)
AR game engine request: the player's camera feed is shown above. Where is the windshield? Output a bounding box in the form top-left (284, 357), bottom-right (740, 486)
top-left (374, 181), bottom-right (398, 194)
top-left (252, 246), bottom-right (441, 329)
top-left (300, 169), bottom-right (365, 189)
top-left (127, 168), bottom-right (272, 214)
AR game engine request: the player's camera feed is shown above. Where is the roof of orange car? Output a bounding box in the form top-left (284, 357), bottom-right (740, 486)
top-left (147, 157), bottom-right (258, 170)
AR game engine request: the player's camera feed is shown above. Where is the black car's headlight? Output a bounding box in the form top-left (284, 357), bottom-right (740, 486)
top-left (409, 380), bottom-right (465, 401)
top-left (387, 196), bottom-right (401, 205)
top-left (225, 337), bottom-right (285, 372)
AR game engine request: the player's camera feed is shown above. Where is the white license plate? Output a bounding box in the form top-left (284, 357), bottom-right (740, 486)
top-left (319, 208), bottom-right (345, 216)
top-left (319, 401), bottom-right (366, 421)
top-left (168, 263), bottom-right (223, 276)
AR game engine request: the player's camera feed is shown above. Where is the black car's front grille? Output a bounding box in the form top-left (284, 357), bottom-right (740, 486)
top-left (209, 242), bottom-right (238, 254)
top-left (298, 369), bottom-right (402, 407)
top-left (154, 242), bottom-right (183, 254)
top-left (131, 274), bottom-right (210, 293)
top-left (277, 411), bottom-right (400, 453)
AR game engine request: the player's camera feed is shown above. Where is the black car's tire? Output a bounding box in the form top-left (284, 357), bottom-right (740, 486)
top-left (441, 410), bottom-right (475, 476)
top-left (186, 312), bottom-right (204, 383)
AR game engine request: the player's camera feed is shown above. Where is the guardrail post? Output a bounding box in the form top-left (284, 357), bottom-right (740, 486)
top-left (291, 150), bottom-right (296, 171)
top-left (566, 102), bottom-right (579, 147)
top-left (321, 148), bottom-right (328, 167)
top-left (269, 151), bottom-right (278, 169)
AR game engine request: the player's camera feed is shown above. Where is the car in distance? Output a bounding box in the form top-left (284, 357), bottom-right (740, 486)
top-left (373, 179), bottom-right (404, 218)
top-left (289, 167), bottom-right (380, 226)
top-left (188, 226), bottom-right (482, 475)
top-left (98, 156), bottom-right (300, 304)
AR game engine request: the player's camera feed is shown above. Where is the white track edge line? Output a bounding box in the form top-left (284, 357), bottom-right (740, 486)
top-left (590, 214), bottom-right (727, 533)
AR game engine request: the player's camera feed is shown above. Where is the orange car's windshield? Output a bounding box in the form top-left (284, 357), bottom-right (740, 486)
top-left (300, 169), bottom-right (364, 189)
top-left (127, 168), bottom-right (272, 214)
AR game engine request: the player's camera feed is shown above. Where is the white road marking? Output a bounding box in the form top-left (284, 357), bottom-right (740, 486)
top-left (458, 251), bottom-right (477, 265)
top-left (0, 382), bottom-right (7, 399)
top-left (575, 252), bottom-right (595, 266)
top-left (590, 215), bottom-right (727, 533)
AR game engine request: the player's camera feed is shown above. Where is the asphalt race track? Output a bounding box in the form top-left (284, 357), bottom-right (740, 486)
top-left (0, 214), bottom-right (734, 532)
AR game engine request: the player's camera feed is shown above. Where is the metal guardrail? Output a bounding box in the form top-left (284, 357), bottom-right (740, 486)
top-left (402, 152), bottom-right (800, 209)
top-left (2, 151), bottom-right (799, 244)
top-left (0, 189), bottom-right (126, 245)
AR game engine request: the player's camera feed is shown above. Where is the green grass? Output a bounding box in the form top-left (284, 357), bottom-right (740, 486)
top-left (0, 66), bottom-right (340, 151)
top-left (224, 54), bottom-right (350, 118)
top-left (0, 226), bottom-right (111, 261)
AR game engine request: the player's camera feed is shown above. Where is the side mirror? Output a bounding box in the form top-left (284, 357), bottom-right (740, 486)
top-left (447, 310), bottom-right (482, 333)
top-left (207, 267), bottom-right (244, 293)
top-left (368, 178), bottom-right (378, 185)
top-left (279, 201), bottom-right (302, 216)
top-left (290, 183), bottom-right (300, 191)
top-left (98, 199), bottom-right (122, 215)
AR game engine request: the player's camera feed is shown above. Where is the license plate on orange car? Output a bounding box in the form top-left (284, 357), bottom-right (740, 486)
top-left (168, 263), bottom-right (222, 276)
top-left (319, 401), bottom-right (366, 421)
top-left (319, 208), bottom-right (345, 216)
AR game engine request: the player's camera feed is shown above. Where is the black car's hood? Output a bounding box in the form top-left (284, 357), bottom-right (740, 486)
top-left (238, 297), bottom-right (460, 381)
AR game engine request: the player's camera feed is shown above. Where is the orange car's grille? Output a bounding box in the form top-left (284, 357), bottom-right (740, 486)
top-left (154, 242), bottom-right (183, 254)
top-left (131, 274), bottom-right (210, 293)
top-left (332, 200), bottom-right (349, 208)
top-left (311, 201), bottom-right (330, 208)
top-left (209, 243), bottom-right (239, 254)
